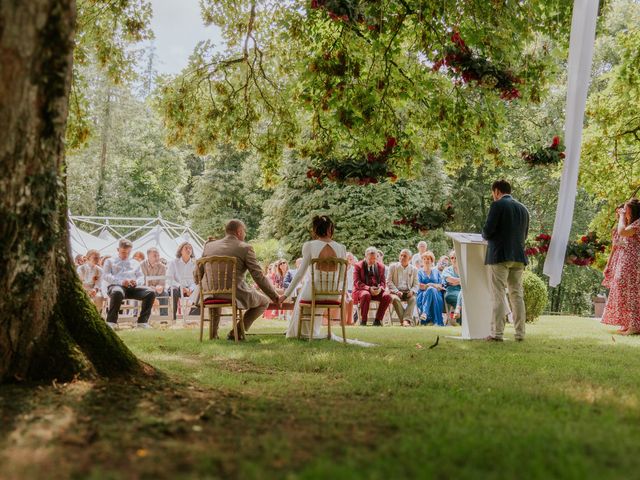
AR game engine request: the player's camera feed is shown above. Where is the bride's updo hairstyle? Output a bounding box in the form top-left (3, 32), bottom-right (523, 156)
top-left (312, 215), bottom-right (335, 239)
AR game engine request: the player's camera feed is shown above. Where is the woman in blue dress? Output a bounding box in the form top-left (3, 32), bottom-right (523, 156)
top-left (417, 251), bottom-right (445, 325)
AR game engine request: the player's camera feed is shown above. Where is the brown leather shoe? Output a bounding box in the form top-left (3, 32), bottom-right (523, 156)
top-left (484, 336), bottom-right (503, 342)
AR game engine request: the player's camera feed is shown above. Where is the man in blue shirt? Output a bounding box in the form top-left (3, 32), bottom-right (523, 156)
top-left (102, 239), bottom-right (156, 329)
top-left (482, 179), bottom-right (530, 342)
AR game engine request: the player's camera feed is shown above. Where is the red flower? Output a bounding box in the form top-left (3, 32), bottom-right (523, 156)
top-left (581, 235), bottom-right (588, 243)
top-left (306, 169), bottom-right (315, 178)
top-left (451, 31), bottom-right (466, 49)
top-left (385, 137), bottom-right (397, 149)
top-left (559, 152), bottom-right (566, 159)
top-left (551, 136), bottom-right (560, 148)
top-left (539, 245), bottom-right (549, 253)
top-left (367, 152), bottom-right (377, 163)
top-left (311, 0), bottom-right (319, 9)
top-left (536, 233), bottom-right (551, 241)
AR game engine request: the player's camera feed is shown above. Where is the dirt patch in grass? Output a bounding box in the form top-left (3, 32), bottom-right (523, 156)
top-left (0, 374), bottom-right (395, 479)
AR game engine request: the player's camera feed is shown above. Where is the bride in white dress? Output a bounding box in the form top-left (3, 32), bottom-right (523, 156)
top-left (283, 216), bottom-right (347, 339)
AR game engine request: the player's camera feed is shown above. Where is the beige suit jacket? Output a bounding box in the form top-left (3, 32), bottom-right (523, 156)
top-left (196, 234), bottom-right (278, 309)
top-left (386, 262), bottom-right (419, 294)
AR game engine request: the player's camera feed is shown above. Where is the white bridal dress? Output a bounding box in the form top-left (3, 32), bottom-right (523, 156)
top-left (284, 239), bottom-right (347, 339)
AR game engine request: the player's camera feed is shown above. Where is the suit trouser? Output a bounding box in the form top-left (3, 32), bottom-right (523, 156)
top-left (489, 262), bottom-right (525, 339)
top-left (356, 291), bottom-right (392, 323)
top-left (209, 290), bottom-right (271, 332)
top-left (391, 292), bottom-right (417, 321)
top-left (107, 285), bottom-right (155, 324)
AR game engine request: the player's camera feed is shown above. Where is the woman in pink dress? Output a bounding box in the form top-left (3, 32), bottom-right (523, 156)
top-left (601, 198), bottom-right (640, 334)
top-left (602, 203), bottom-right (625, 289)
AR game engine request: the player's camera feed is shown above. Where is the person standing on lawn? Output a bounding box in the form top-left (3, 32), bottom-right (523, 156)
top-left (482, 179), bottom-right (530, 342)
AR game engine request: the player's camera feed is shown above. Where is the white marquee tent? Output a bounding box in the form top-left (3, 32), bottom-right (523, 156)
top-left (69, 214), bottom-right (205, 260)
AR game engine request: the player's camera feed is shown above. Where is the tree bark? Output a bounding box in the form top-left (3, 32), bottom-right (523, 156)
top-left (0, 0), bottom-right (141, 382)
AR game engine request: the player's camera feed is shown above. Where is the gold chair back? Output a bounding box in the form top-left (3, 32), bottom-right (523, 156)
top-left (310, 257), bottom-right (348, 299)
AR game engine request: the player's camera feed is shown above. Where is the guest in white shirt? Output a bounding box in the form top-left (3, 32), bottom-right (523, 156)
top-left (387, 249), bottom-right (419, 326)
top-left (167, 242), bottom-right (198, 320)
top-left (77, 249), bottom-right (104, 312)
top-left (411, 241), bottom-right (428, 269)
top-left (102, 239), bottom-right (156, 328)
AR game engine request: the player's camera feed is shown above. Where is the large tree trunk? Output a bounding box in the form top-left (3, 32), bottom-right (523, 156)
top-left (0, 0), bottom-right (141, 382)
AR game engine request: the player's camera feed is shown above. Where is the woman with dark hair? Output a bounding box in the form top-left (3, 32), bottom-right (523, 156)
top-left (601, 198), bottom-right (640, 334)
top-left (282, 215), bottom-right (347, 339)
top-left (167, 242), bottom-right (198, 320)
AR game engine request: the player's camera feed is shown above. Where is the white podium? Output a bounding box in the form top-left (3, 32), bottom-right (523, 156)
top-left (445, 232), bottom-right (492, 340)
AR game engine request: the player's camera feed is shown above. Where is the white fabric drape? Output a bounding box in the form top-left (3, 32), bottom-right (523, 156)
top-left (543, 0), bottom-right (599, 287)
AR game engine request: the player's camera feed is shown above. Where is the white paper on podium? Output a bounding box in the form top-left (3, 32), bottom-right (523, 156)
top-left (445, 232), bottom-right (492, 339)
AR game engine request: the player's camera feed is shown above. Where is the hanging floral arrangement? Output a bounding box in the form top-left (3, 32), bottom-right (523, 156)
top-left (432, 31), bottom-right (523, 100)
top-left (526, 232), bottom-right (606, 266)
top-left (393, 203), bottom-right (455, 234)
top-left (522, 136), bottom-right (566, 167)
top-left (306, 137), bottom-right (398, 185)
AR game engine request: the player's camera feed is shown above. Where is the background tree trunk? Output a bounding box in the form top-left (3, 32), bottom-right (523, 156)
top-left (0, 0), bottom-right (141, 382)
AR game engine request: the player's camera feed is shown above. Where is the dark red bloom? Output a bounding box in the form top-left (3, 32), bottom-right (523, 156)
top-left (551, 136), bottom-right (560, 148)
top-left (581, 235), bottom-right (588, 243)
top-left (306, 169), bottom-right (314, 178)
top-left (451, 31), bottom-right (466, 50)
top-left (559, 152), bottom-right (566, 159)
top-left (385, 137), bottom-right (397, 149)
top-left (367, 152), bottom-right (377, 163)
top-left (432, 59), bottom-right (444, 72)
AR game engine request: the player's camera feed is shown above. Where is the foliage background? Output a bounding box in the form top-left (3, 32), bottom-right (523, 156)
top-left (66, 0), bottom-right (640, 315)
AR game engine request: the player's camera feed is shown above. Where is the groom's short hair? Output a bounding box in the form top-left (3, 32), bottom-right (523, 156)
top-left (491, 179), bottom-right (512, 194)
top-left (225, 219), bottom-right (246, 235)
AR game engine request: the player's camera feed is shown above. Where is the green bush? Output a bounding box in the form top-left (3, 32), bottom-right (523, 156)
top-left (523, 270), bottom-right (548, 322)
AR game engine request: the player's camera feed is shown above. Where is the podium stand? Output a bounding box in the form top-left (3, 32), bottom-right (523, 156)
top-left (445, 232), bottom-right (492, 340)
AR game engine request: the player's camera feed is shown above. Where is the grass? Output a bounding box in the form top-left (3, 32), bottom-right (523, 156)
top-left (2, 316), bottom-right (640, 479)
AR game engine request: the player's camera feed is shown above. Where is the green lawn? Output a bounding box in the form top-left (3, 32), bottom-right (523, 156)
top-left (2, 316), bottom-right (640, 479)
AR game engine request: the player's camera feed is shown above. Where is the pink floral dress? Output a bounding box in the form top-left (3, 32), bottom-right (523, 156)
top-left (601, 220), bottom-right (640, 330)
top-left (602, 229), bottom-right (621, 288)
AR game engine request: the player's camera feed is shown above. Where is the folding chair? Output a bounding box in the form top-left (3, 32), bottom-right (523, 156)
top-left (297, 257), bottom-right (348, 343)
top-left (196, 256), bottom-right (244, 342)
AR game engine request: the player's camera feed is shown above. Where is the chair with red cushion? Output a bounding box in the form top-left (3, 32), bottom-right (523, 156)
top-left (195, 256), bottom-right (243, 342)
top-left (297, 257), bottom-right (348, 343)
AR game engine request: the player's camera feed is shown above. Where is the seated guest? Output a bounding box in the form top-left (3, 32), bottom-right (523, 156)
top-left (442, 250), bottom-right (462, 325)
top-left (74, 254), bottom-right (86, 266)
top-left (376, 249), bottom-right (386, 268)
top-left (411, 241), bottom-right (428, 269)
top-left (417, 251), bottom-right (445, 326)
top-left (273, 259), bottom-right (289, 292)
top-left (283, 258), bottom-right (302, 289)
top-left (168, 242), bottom-right (198, 320)
top-left (141, 247), bottom-right (168, 315)
top-left (453, 293), bottom-right (464, 324)
top-left (99, 255), bottom-right (111, 267)
top-left (102, 239), bottom-right (156, 329)
top-left (437, 255), bottom-right (450, 272)
top-left (282, 215), bottom-right (347, 339)
top-left (352, 247), bottom-right (392, 326)
top-left (196, 219), bottom-right (281, 340)
top-left (133, 251), bottom-right (145, 263)
top-left (141, 247), bottom-right (167, 295)
top-left (77, 249), bottom-right (104, 312)
top-left (387, 249), bottom-right (419, 327)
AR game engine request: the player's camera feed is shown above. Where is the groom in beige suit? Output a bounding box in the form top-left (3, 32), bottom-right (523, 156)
top-left (387, 249), bottom-right (419, 326)
top-left (196, 219), bottom-right (282, 340)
